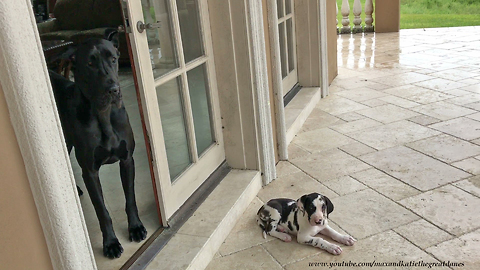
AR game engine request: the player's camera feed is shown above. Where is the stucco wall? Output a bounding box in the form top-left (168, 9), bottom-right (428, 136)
top-left (327, 0), bottom-right (338, 84)
top-left (0, 84), bottom-right (53, 270)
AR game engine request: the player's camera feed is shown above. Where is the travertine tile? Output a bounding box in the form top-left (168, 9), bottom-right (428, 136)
top-left (207, 246), bottom-right (282, 270)
top-left (462, 84), bottom-right (480, 94)
top-left (407, 115), bottom-right (442, 126)
top-left (338, 142), bottom-right (377, 157)
top-left (351, 168), bottom-right (421, 201)
top-left (334, 89), bottom-right (388, 102)
top-left (378, 95), bottom-right (421, 108)
top-left (429, 69), bottom-right (479, 81)
top-left (430, 117), bottom-right (480, 140)
top-left (291, 149), bottom-right (370, 182)
top-left (452, 158), bottom-right (480, 175)
top-left (371, 72), bottom-right (435, 87)
top-left (298, 108), bottom-right (345, 133)
top-left (404, 90), bottom-right (456, 104)
top-left (286, 230), bottom-right (437, 270)
top-left (218, 198), bottom-right (270, 256)
top-left (414, 78), bottom-right (468, 92)
top-left (399, 185), bottom-right (480, 236)
top-left (329, 189), bottom-right (418, 239)
top-left (262, 237), bottom-right (322, 266)
top-left (329, 118), bottom-right (382, 134)
top-left (466, 112), bottom-right (480, 121)
top-left (257, 171), bottom-right (338, 204)
top-left (453, 175), bottom-right (480, 198)
top-left (348, 120), bottom-right (440, 150)
top-left (411, 101), bottom-right (477, 120)
top-left (445, 94), bottom-right (480, 106)
top-left (360, 98), bottom-right (389, 107)
top-left (292, 128), bottom-right (356, 153)
top-left (276, 161), bottom-right (301, 178)
top-left (426, 229), bottom-right (480, 270)
top-left (464, 101), bottom-right (480, 110)
top-left (393, 219), bottom-right (452, 249)
top-left (406, 134), bottom-right (480, 163)
top-left (321, 176), bottom-right (368, 196)
top-left (316, 96), bottom-right (370, 115)
top-left (288, 143), bottom-right (310, 159)
top-left (336, 112), bottom-right (366, 122)
top-left (356, 104), bottom-right (420, 123)
top-left (359, 146), bottom-right (471, 191)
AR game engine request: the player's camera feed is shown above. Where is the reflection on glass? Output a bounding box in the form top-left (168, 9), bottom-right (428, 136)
top-left (142, 0), bottom-right (178, 78)
top-left (187, 64), bottom-right (214, 156)
top-left (278, 22), bottom-right (287, 78)
top-left (156, 77), bottom-right (191, 180)
top-left (287, 18), bottom-right (295, 72)
top-left (277, 0), bottom-right (284, 18)
top-left (285, 0), bottom-right (291, 15)
top-left (176, 0), bottom-right (203, 63)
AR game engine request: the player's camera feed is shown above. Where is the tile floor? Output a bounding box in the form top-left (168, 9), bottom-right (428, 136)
top-left (207, 27), bottom-right (480, 270)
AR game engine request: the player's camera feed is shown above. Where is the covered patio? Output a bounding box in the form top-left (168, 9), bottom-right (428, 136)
top-left (207, 26), bottom-right (480, 270)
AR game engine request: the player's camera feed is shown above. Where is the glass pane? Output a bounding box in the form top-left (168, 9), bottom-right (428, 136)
top-left (187, 64), bottom-right (214, 156)
top-left (143, 0), bottom-right (178, 78)
top-left (277, 0), bottom-right (284, 18)
top-left (156, 77), bottom-right (191, 180)
top-left (287, 18), bottom-right (295, 72)
top-left (285, 0), bottom-right (292, 15)
top-left (278, 22), bottom-right (288, 78)
top-left (177, 0), bottom-right (203, 63)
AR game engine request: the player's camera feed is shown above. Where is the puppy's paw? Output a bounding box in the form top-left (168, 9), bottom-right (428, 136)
top-left (337, 234), bottom-right (356, 246)
top-left (103, 238), bottom-right (123, 259)
top-left (283, 234), bottom-right (292, 242)
top-left (129, 224), bottom-right (147, 242)
top-left (326, 243), bottom-right (342, 255)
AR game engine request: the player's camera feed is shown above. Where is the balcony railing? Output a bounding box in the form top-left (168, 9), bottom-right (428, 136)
top-left (337, 0), bottom-right (374, 34)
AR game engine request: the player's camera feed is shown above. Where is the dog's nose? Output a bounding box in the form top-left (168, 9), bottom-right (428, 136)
top-left (109, 86), bottom-right (120, 95)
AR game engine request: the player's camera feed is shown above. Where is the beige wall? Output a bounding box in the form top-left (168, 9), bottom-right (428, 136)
top-left (326, 0), bottom-right (338, 84)
top-left (376, 0), bottom-right (400, 33)
top-left (0, 85), bottom-right (53, 270)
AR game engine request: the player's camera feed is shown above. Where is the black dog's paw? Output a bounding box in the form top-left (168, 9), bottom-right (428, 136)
top-left (129, 224), bottom-right (147, 242)
top-left (103, 239), bottom-right (123, 259)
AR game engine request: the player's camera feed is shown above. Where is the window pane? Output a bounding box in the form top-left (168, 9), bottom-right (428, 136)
top-left (277, 0), bottom-right (284, 18)
top-left (187, 64), bottom-right (214, 156)
top-left (278, 22), bottom-right (288, 78)
top-left (142, 0), bottom-right (178, 79)
top-left (287, 18), bottom-right (295, 72)
top-left (156, 77), bottom-right (191, 180)
top-left (177, 0), bottom-right (204, 63)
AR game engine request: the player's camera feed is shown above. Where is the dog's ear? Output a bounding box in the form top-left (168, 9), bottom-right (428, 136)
top-left (297, 195), bottom-right (307, 214)
top-left (324, 196), bottom-right (334, 216)
top-left (55, 45), bottom-right (77, 64)
top-left (104, 28), bottom-right (120, 49)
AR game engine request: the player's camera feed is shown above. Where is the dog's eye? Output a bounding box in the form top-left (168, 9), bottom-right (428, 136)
top-left (88, 61), bottom-right (93, 66)
top-left (112, 57), bottom-right (117, 63)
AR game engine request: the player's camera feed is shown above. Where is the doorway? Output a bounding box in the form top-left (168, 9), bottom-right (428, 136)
top-left (277, 0), bottom-right (298, 96)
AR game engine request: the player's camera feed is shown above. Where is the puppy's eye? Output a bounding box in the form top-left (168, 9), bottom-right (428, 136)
top-left (322, 205), bottom-right (326, 211)
top-left (112, 57), bottom-right (117, 63)
top-left (88, 61), bottom-right (93, 66)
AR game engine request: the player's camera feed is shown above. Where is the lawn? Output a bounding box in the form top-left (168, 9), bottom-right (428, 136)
top-left (336, 0), bottom-right (480, 29)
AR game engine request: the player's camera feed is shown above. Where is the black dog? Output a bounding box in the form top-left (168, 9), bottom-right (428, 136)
top-left (48, 29), bottom-right (147, 258)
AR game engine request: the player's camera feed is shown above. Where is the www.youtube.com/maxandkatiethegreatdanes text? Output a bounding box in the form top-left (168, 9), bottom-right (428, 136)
top-left (308, 260), bottom-right (465, 268)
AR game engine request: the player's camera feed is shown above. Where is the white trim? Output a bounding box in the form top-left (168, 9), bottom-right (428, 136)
top-left (266, 0), bottom-right (288, 161)
top-left (246, 0), bottom-right (276, 185)
top-left (0, 0), bottom-right (96, 269)
top-left (319, 0), bottom-right (329, 97)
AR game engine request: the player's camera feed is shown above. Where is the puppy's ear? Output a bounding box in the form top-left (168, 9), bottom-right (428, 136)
top-left (297, 195), bottom-right (307, 214)
top-left (104, 28), bottom-right (120, 49)
top-left (324, 196), bottom-right (334, 216)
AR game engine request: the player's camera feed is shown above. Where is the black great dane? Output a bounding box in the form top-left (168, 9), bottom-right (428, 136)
top-left (48, 29), bottom-right (147, 258)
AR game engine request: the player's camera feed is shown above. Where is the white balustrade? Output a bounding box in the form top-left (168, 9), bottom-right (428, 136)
top-left (352, 0), bottom-right (363, 33)
top-left (338, 0), bottom-right (375, 34)
top-left (336, 1), bottom-right (339, 33)
top-left (365, 0), bottom-right (374, 32)
top-left (340, 0), bottom-right (351, 34)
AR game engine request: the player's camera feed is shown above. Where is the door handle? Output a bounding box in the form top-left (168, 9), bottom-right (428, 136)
top-left (137, 21), bottom-right (161, 33)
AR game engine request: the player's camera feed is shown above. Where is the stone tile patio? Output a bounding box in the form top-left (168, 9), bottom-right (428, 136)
top-left (207, 27), bottom-right (480, 270)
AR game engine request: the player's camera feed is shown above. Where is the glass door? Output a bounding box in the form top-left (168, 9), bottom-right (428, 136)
top-left (277, 0), bottom-right (298, 96)
top-left (123, 0), bottom-right (224, 223)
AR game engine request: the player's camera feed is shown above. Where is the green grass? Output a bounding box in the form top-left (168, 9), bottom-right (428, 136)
top-left (336, 0), bottom-right (480, 30)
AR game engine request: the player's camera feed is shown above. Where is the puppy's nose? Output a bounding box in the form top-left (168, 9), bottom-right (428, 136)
top-left (109, 86), bottom-right (120, 95)
top-left (315, 218), bottom-right (323, 224)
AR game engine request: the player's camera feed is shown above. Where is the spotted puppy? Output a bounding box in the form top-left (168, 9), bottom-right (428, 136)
top-left (256, 193), bottom-right (356, 255)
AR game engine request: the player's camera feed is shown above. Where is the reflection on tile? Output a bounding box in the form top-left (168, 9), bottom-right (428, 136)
top-left (399, 185), bottom-right (480, 236)
top-left (414, 78), bottom-right (467, 92)
top-left (359, 146), bottom-right (470, 191)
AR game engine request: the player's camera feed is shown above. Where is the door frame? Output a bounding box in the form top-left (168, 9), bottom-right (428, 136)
top-left (265, 0), bottom-right (329, 160)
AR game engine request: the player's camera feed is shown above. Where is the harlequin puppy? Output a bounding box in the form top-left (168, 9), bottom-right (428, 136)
top-left (256, 193), bottom-right (356, 255)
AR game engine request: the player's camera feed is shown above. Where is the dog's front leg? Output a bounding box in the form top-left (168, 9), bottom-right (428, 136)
top-left (82, 169), bottom-right (123, 258)
top-left (297, 233), bottom-right (343, 255)
top-left (120, 156), bottom-right (147, 242)
top-left (319, 225), bottom-right (356, 246)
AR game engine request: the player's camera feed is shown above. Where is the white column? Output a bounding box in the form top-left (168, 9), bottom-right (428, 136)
top-left (352, 0), bottom-right (363, 33)
top-left (340, 0), bottom-right (351, 34)
top-left (365, 0), bottom-right (374, 32)
top-left (0, 0), bottom-right (96, 269)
